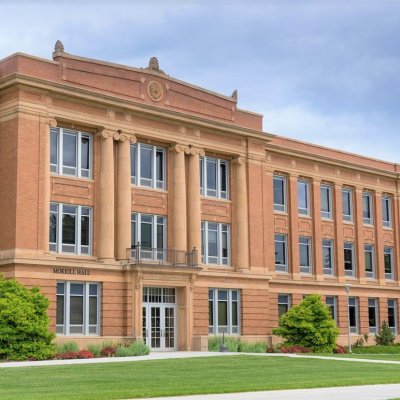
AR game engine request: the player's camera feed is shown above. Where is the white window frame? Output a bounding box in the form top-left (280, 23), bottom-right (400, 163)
top-left (274, 234), bottom-right (288, 273)
top-left (364, 244), bottom-right (375, 279)
top-left (321, 184), bottom-right (332, 219)
top-left (298, 179), bottom-right (310, 216)
top-left (342, 188), bottom-right (353, 222)
top-left (368, 298), bottom-right (379, 334)
top-left (363, 192), bottom-right (374, 225)
top-left (349, 297), bottom-right (359, 334)
top-left (50, 127), bottom-right (92, 179)
top-left (299, 236), bottom-right (312, 274)
top-left (384, 246), bottom-right (394, 280)
top-left (201, 221), bottom-right (230, 266)
top-left (326, 296), bottom-right (338, 324)
top-left (200, 156), bottom-right (229, 199)
top-left (273, 175), bottom-right (287, 212)
top-left (130, 143), bottom-right (166, 190)
top-left (344, 242), bottom-right (356, 277)
top-left (388, 299), bottom-right (398, 335)
top-left (208, 289), bottom-right (240, 335)
top-left (49, 203), bottom-right (92, 256)
top-left (322, 239), bottom-right (334, 275)
top-left (382, 195), bottom-right (392, 228)
top-left (278, 294), bottom-right (291, 318)
top-left (56, 281), bottom-right (100, 336)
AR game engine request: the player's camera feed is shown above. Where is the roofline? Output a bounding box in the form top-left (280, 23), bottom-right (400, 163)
top-left (0, 52), bottom-right (58, 66)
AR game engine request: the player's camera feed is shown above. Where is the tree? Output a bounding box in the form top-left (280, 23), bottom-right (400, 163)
top-left (375, 321), bottom-right (395, 346)
top-left (0, 275), bottom-right (55, 360)
top-left (272, 294), bottom-right (339, 353)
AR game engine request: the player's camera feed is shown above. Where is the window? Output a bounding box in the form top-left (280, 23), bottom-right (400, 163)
top-left (384, 246), bottom-right (394, 280)
top-left (382, 196), bottom-right (392, 228)
top-left (299, 237), bottom-right (312, 274)
top-left (278, 294), bottom-right (291, 318)
top-left (200, 156), bottom-right (229, 199)
top-left (388, 299), bottom-right (398, 334)
top-left (56, 282), bottom-right (100, 335)
top-left (344, 242), bottom-right (355, 277)
top-left (50, 127), bottom-right (92, 178)
top-left (326, 296), bottom-right (337, 323)
top-left (201, 222), bottom-right (230, 266)
top-left (368, 298), bottom-right (379, 334)
top-left (275, 234), bottom-right (288, 272)
top-left (298, 180), bottom-right (310, 215)
top-left (363, 192), bottom-right (373, 225)
top-left (348, 297), bottom-right (359, 334)
top-left (364, 244), bottom-right (375, 279)
top-left (273, 175), bottom-right (286, 212)
top-left (321, 184), bottom-right (332, 219)
top-left (342, 188), bottom-right (353, 222)
top-left (208, 289), bottom-right (240, 334)
top-left (131, 213), bottom-right (166, 260)
top-left (49, 203), bottom-right (92, 255)
top-left (322, 239), bottom-right (334, 275)
top-left (130, 143), bottom-right (166, 189)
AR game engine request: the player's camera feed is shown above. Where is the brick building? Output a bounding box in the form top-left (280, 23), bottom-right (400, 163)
top-left (0, 41), bottom-right (399, 350)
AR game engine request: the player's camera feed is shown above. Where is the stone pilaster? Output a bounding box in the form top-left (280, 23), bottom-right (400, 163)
top-left (233, 156), bottom-right (249, 269)
top-left (170, 144), bottom-right (189, 252)
top-left (44, 117), bottom-right (57, 253)
top-left (187, 147), bottom-right (204, 262)
top-left (116, 132), bottom-right (136, 260)
top-left (98, 129), bottom-right (115, 260)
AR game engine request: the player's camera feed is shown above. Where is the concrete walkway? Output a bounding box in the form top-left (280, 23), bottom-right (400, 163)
top-left (2, 351), bottom-right (400, 368)
top-left (137, 384), bottom-right (400, 400)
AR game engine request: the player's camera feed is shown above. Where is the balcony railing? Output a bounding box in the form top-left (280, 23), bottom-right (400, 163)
top-left (127, 244), bottom-right (198, 268)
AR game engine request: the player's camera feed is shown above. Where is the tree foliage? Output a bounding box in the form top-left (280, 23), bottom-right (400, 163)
top-left (0, 275), bottom-right (55, 360)
top-left (272, 294), bottom-right (339, 353)
top-left (375, 321), bottom-right (395, 346)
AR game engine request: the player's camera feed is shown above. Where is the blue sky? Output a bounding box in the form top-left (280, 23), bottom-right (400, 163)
top-left (2, 0), bottom-right (400, 162)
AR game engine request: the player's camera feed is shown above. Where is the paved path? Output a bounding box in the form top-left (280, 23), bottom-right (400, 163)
top-left (136, 384), bottom-right (400, 400)
top-left (2, 351), bottom-right (400, 368)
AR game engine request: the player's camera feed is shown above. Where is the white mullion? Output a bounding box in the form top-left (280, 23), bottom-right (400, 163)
top-left (163, 148), bottom-right (166, 190)
top-left (97, 284), bottom-right (101, 335)
top-left (205, 222), bottom-right (209, 264)
top-left (77, 132), bottom-right (82, 178)
top-left (66, 282), bottom-right (70, 335)
top-left (152, 215), bottom-right (157, 250)
top-left (58, 204), bottom-right (63, 253)
top-left (137, 144), bottom-right (141, 187)
top-left (214, 290), bottom-right (218, 334)
top-left (218, 224), bottom-right (222, 265)
top-left (227, 290), bottom-right (232, 335)
top-left (216, 159), bottom-right (221, 198)
top-left (89, 134), bottom-right (93, 180)
top-left (77, 206), bottom-right (82, 255)
top-left (89, 208), bottom-right (93, 256)
top-left (152, 146), bottom-right (156, 189)
top-left (84, 283), bottom-right (88, 335)
top-left (137, 213), bottom-right (141, 244)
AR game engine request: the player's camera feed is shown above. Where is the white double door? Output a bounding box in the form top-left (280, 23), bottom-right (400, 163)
top-left (143, 303), bottom-right (177, 351)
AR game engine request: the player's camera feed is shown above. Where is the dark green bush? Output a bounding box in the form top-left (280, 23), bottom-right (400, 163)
top-left (375, 321), bottom-right (395, 346)
top-left (0, 275), bottom-right (55, 360)
top-left (272, 294), bottom-right (339, 353)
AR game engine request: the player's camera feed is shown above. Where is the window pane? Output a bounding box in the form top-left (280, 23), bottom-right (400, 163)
top-left (222, 231), bottom-right (228, 258)
top-left (206, 159), bottom-right (217, 191)
top-left (63, 133), bottom-right (77, 168)
top-left (321, 186), bottom-right (330, 213)
top-left (140, 146), bottom-right (152, 180)
top-left (62, 213), bottom-right (76, 245)
top-left (342, 190), bottom-right (350, 215)
top-left (274, 177), bottom-right (285, 207)
top-left (220, 162), bottom-right (227, 193)
top-left (131, 144), bottom-right (136, 180)
top-left (81, 136), bottom-right (90, 170)
top-left (89, 296), bottom-right (98, 325)
top-left (231, 301), bottom-right (238, 326)
top-left (50, 129), bottom-right (58, 166)
top-left (298, 181), bottom-right (308, 213)
top-left (275, 236), bottom-right (286, 266)
top-left (344, 247), bottom-right (353, 271)
top-left (278, 304), bottom-right (288, 318)
top-left (49, 212), bottom-right (57, 244)
top-left (81, 214), bottom-right (90, 247)
top-left (141, 221), bottom-right (153, 248)
top-left (300, 239), bottom-right (310, 266)
top-left (156, 149), bottom-right (164, 182)
top-left (157, 223), bottom-right (164, 250)
top-left (209, 300), bottom-right (214, 326)
top-left (56, 295), bottom-right (64, 325)
top-left (70, 296), bottom-right (84, 325)
top-left (349, 305), bottom-right (356, 328)
top-left (218, 301), bottom-right (228, 326)
top-left (208, 230), bottom-right (218, 257)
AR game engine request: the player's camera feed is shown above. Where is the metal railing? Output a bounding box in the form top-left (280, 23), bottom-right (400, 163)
top-left (127, 244), bottom-right (198, 268)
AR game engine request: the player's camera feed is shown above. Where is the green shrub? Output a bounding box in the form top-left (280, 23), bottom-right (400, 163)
top-left (208, 336), bottom-right (240, 352)
top-left (0, 275), bottom-right (55, 360)
top-left (272, 294), bottom-right (339, 353)
top-left (56, 341), bottom-right (79, 354)
top-left (375, 321), bottom-right (395, 346)
top-left (87, 343), bottom-right (102, 358)
top-left (115, 340), bottom-right (150, 357)
top-left (238, 341), bottom-right (267, 353)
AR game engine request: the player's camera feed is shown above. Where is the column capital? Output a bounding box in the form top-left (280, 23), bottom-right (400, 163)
top-left (98, 129), bottom-right (115, 139)
top-left (189, 146), bottom-right (205, 157)
top-left (45, 118), bottom-right (57, 128)
top-left (116, 132), bottom-right (137, 143)
top-left (232, 156), bottom-right (246, 165)
top-left (169, 143), bottom-right (191, 154)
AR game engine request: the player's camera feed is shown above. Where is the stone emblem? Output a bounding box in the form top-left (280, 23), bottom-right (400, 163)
top-left (148, 81), bottom-right (163, 102)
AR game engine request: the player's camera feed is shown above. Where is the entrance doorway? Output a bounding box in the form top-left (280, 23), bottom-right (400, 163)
top-left (142, 287), bottom-right (177, 351)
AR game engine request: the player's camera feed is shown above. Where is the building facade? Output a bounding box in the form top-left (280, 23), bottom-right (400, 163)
top-left (0, 42), bottom-right (399, 350)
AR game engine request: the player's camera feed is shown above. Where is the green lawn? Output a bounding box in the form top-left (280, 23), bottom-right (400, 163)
top-left (1, 355), bottom-right (400, 400)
